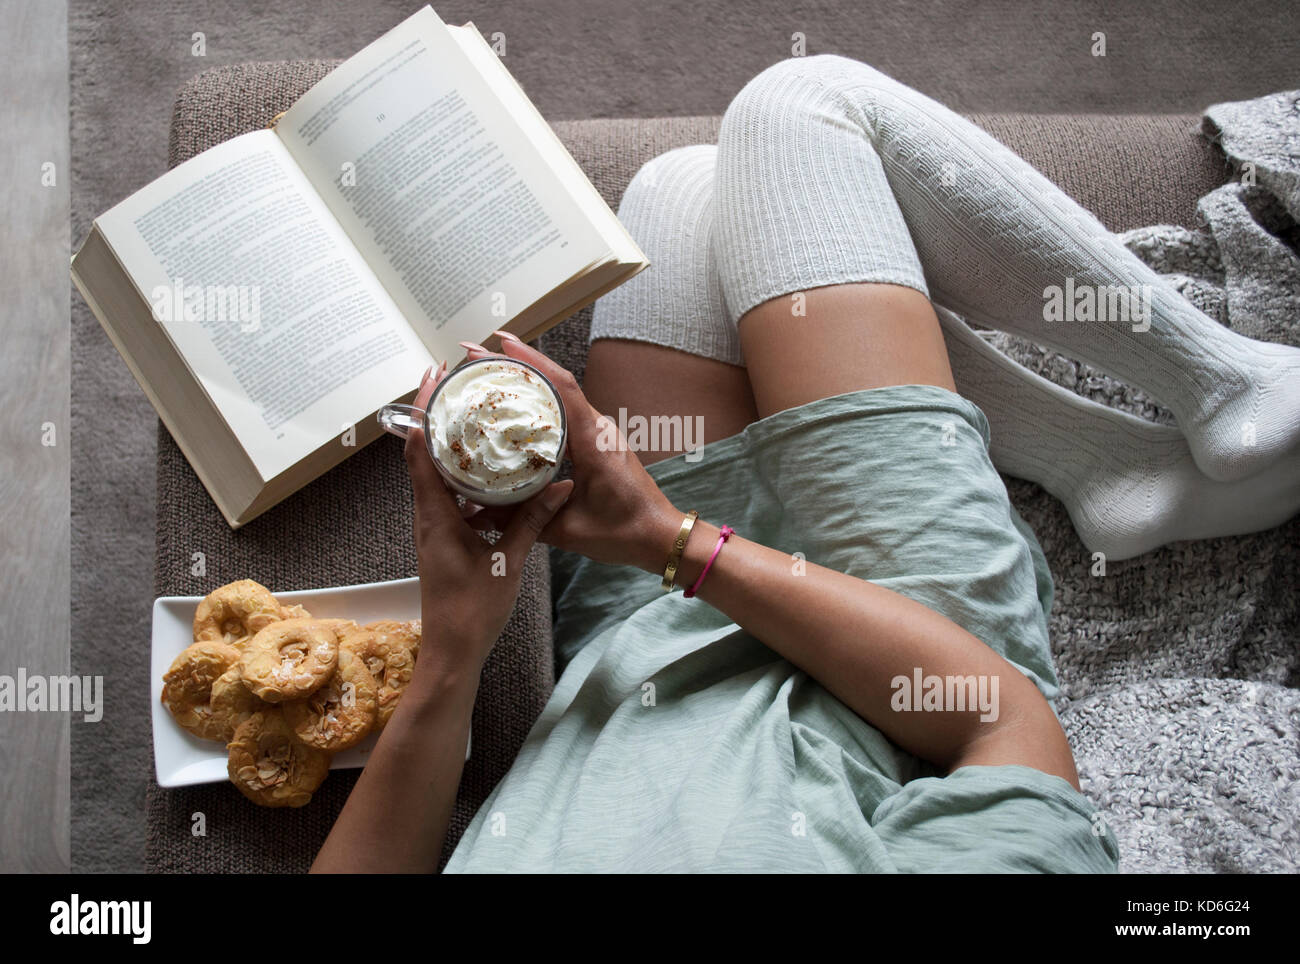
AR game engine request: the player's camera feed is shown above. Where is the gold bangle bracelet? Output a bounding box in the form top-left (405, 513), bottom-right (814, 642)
top-left (662, 510), bottom-right (699, 591)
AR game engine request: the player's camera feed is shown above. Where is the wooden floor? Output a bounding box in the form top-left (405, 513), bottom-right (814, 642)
top-left (0, 0), bottom-right (71, 872)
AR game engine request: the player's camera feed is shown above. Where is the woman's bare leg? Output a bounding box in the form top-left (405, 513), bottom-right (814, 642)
top-left (583, 340), bottom-right (757, 466)
top-left (738, 283), bottom-right (954, 417)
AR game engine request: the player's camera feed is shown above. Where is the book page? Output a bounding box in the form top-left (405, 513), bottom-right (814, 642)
top-left (449, 23), bottom-right (647, 270)
top-left (95, 131), bottom-right (433, 480)
top-left (274, 5), bottom-right (611, 355)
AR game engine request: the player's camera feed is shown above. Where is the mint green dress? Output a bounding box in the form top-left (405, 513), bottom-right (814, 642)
top-left (444, 386), bottom-right (1120, 872)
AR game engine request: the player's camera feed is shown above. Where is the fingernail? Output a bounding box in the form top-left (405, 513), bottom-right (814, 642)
top-left (539, 482), bottom-right (571, 511)
top-left (420, 365), bottom-right (433, 382)
top-left (493, 329), bottom-right (523, 344)
top-left (459, 341), bottom-right (489, 353)
top-left (437, 360), bottom-right (448, 377)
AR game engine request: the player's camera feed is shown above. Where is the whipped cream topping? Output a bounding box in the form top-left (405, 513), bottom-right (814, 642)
top-left (430, 360), bottom-right (564, 493)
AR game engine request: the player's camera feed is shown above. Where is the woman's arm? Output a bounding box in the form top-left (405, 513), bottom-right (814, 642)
top-left (625, 514), bottom-right (1079, 787)
top-left (475, 334), bottom-right (1079, 790)
top-left (309, 649), bottom-right (477, 873)
top-left (311, 364), bottom-right (572, 874)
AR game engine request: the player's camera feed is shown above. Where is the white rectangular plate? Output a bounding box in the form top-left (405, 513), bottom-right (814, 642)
top-left (151, 576), bottom-right (468, 788)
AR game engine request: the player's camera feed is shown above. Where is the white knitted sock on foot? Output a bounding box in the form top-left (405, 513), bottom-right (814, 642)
top-left (938, 308), bottom-right (1300, 560)
top-left (712, 55), bottom-right (1300, 482)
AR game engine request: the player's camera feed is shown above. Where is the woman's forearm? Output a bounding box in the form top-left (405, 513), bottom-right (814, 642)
top-left (630, 511), bottom-right (1079, 788)
top-left (310, 645), bottom-right (478, 874)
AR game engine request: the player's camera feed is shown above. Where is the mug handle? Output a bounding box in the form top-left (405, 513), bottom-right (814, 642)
top-left (377, 403), bottom-right (427, 440)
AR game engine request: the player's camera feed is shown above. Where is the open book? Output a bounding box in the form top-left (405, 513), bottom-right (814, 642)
top-left (72, 6), bottom-right (647, 527)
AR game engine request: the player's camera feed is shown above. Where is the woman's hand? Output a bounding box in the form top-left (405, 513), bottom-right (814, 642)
top-left (458, 333), bottom-right (682, 574)
top-left (404, 363), bottom-right (573, 677)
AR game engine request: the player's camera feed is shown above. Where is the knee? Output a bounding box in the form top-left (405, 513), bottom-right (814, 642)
top-left (721, 55), bottom-right (896, 131)
top-left (620, 144), bottom-right (717, 216)
top-left (755, 53), bottom-right (890, 88)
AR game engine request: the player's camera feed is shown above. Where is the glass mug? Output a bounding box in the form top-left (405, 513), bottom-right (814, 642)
top-left (377, 356), bottom-right (568, 506)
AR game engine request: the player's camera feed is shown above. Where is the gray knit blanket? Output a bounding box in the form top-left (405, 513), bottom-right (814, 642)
top-left (986, 91), bottom-right (1300, 873)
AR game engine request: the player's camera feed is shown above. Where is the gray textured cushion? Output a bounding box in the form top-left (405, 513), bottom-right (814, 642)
top-left (150, 60), bottom-right (1236, 873)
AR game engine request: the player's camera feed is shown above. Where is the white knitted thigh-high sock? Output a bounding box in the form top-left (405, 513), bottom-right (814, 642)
top-left (590, 145), bottom-right (741, 365)
top-left (712, 55), bottom-right (1300, 482)
top-left (937, 307), bottom-right (1300, 560)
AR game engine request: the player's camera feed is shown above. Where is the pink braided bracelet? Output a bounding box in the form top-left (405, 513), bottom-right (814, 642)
top-left (684, 525), bottom-right (734, 598)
